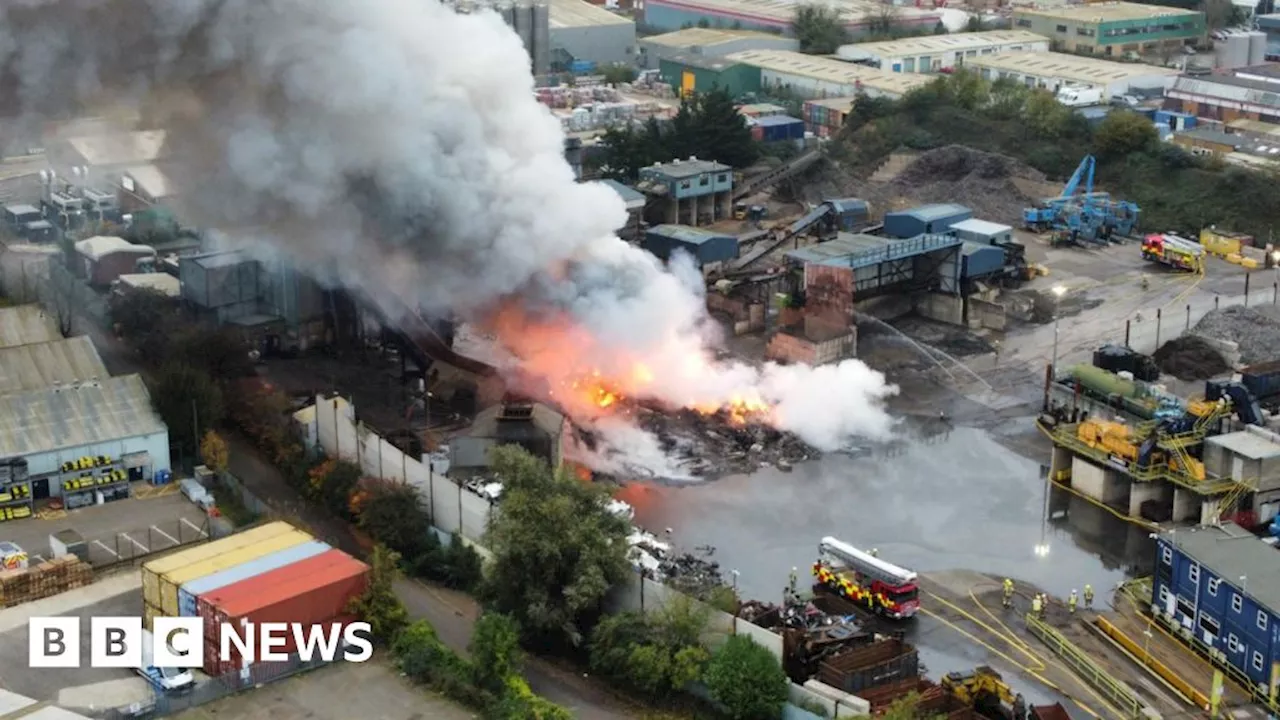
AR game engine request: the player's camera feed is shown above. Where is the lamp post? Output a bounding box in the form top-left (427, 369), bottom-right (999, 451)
top-left (731, 569), bottom-right (741, 633)
top-left (1050, 284), bottom-right (1068, 379)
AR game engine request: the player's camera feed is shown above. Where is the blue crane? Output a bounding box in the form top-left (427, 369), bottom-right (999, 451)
top-left (1022, 154), bottom-right (1140, 243)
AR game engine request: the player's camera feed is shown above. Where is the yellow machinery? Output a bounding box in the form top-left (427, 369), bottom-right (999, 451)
top-left (734, 202), bottom-right (747, 220)
top-left (1077, 419), bottom-right (1138, 462)
top-left (942, 666), bottom-right (1017, 717)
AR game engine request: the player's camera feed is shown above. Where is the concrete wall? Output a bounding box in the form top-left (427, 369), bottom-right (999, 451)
top-left (765, 325), bottom-right (855, 365)
top-left (314, 395), bottom-right (492, 544)
top-left (1071, 456), bottom-right (1128, 506)
top-left (789, 681), bottom-right (869, 717)
top-left (914, 292), bottom-right (964, 326)
top-left (968, 297), bottom-right (1007, 331)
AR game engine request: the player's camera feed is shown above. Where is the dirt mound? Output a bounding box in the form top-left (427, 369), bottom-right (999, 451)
top-left (878, 146), bottom-right (1046, 225)
top-left (1153, 335), bottom-right (1229, 380)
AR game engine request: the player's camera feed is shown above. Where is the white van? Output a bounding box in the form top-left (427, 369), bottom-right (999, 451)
top-left (137, 629), bottom-right (195, 693)
top-left (1056, 86), bottom-right (1102, 107)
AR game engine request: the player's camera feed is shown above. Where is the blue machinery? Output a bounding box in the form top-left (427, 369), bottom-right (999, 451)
top-left (1022, 155), bottom-right (1140, 243)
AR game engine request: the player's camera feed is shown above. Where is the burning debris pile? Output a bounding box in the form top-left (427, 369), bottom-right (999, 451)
top-left (627, 530), bottom-right (730, 600)
top-left (635, 407), bottom-right (815, 478)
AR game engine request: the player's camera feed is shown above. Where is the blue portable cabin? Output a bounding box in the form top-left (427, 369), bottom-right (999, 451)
top-left (960, 242), bottom-right (1005, 280)
top-left (753, 115), bottom-right (806, 143)
top-left (176, 540), bottom-right (331, 616)
top-left (883, 204), bottom-right (972, 239)
top-left (1153, 523), bottom-right (1280, 690)
top-left (642, 224), bottom-right (739, 267)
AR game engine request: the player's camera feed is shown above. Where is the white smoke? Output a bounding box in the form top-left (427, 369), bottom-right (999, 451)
top-left (0, 0), bottom-right (898, 451)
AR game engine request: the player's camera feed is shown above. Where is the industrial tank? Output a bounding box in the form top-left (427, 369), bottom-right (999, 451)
top-left (1248, 31), bottom-right (1267, 66)
top-left (1215, 32), bottom-right (1250, 70)
top-left (1070, 364), bottom-right (1140, 399)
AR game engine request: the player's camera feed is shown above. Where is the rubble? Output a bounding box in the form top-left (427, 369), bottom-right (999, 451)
top-left (634, 407), bottom-right (815, 479)
top-left (1153, 335), bottom-right (1230, 380)
top-left (1193, 305), bottom-right (1280, 366)
top-left (626, 530), bottom-right (729, 601)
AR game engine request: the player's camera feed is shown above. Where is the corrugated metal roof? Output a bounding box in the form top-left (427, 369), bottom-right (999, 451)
top-left (804, 97), bottom-right (859, 112)
top-left (753, 114), bottom-right (803, 127)
top-left (644, 27), bottom-right (782, 47)
top-left (596, 179), bottom-right (647, 210)
top-left (837, 30), bottom-right (1047, 59)
top-left (65, 130), bottom-right (167, 167)
top-left (0, 374), bottom-right (167, 458)
top-left (0, 305), bottom-right (60, 349)
top-left (1206, 430), bottom-right (1280, 460)
top-left (950, 218), bottom-right (1012, 236)
top-left (641, 158), bottom-right (732, 179)
top-left (1171, 75), bottom-right (1280, 109)
top-left (549, 0), bottom-right (631, 27)
top-left (967, 51), bottom-right (1178, 84)
top-left (649, 224), bottom-right (734, 244)
top-left (0, 336), bottom-right (109, 396)
top-left (1015, 1), bottom-right (1199, 23)
top-left (1162, 522), bottom-right (1280, 615)
top-left (647, 0), bottom-right (938, 24)
top-left (895, 203), bottom-right (971, 221)
top-left (725, 50), bottom-right (933, 95)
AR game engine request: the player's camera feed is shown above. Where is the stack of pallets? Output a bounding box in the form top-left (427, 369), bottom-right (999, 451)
top-left (0, 556), bottom-right (93, 607)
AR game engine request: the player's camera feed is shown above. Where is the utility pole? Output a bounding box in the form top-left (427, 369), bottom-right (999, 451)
top-left (192, 399), bottom-right (200, 467)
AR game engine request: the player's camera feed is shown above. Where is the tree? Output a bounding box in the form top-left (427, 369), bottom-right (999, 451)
top-left (168, 326), bottom-right (255, 381)
top-left (588, 595), bottom-right (710, 695)
top-left (792, 5), bottom-right (848, 55)
top-left (703, 635), bottom-right (789, 720)
top-left (199, 430), bottom-right (229, 475)
top-left (307, 458), bottom-right (362, 518)
top-left (356, 478), bottom-right (437, 558)
top-left (599, 90), bottom-right (758, 179)
top-left (1022, 89), bottom-right (1072, 139)
top-left (151, 364), bottom-right (224, 457)
top-left (482, 445), bottom-right (630, 647)
top-left (109, 288), bottom-right (172, 341)
top-left (1093, 110), bottom-right (1159, 160)
top-left (470, 612), bottom-right (522, 693)
top-left (350, 545), bottom-right (409, 643)
top-left (601, 63), bottom-right (637, 85)
top-left (688, 88), bottom-right (760, 168)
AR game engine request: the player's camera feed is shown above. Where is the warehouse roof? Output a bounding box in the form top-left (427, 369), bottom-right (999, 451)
top-left (1227, 118), bottom-right (1280, 137)
top-left (65, 130), bottom-right (167, 167)
top-left (0, 374), bottom-right (166, 458)
top-left (646, 0), bottom-right (938, 24)
top-left (0, 337), bottom-right (109, 396)
top-left (0, 305), bottom-right (60, 349)
top-left (642, 157), bottom-right (732, 179)
top-left (549, 0), bottom-right (631, 27)
top-left (644, 27), bottom-right (787, 47)
top-left (725, 50), bottom-right (932, 95)
top-left (1207, 430), bottom-right (1280, 460)
top-left (75, 235), bottom-right (153, 261)
top-left (837, 30), bottom-right (1047, 59)
top-left (660, 52), bottom-right (742, 72)
top-left (966, 51), bottom-right (1178, 84)
top-left (466, 402), bottom-right (565, 441)
top-left (649, 224), bottom-right (734, 244)
top-left (892, 203), bottom-right (971, 221)
top-left (1174, 127), bottom-right (1244, 148)
top-left (1162, 522), bottom-right (1280, 614)
top-left (1014, 1), bottom-right (1201, 22)
top-left (123, 163), bottom-right (173, 199)
top-left (951, 218), bottom-right (1012, 236)
top-left (1172, 74), bottom-right (1280, 109)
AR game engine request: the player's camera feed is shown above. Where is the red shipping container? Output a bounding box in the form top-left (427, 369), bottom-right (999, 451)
top-left (204, 613), bottom-right (359, 677)
top-left (197, 549), bottom-right (355, 639)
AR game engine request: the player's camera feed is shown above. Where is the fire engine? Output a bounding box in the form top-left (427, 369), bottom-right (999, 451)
top-left (1141, 233), bottom-right (1205, 272)
top-left (812, 536), bottom-right (920, 619)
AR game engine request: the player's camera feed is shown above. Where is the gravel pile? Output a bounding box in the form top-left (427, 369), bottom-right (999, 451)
top-left (884, 146), bottom-right (1046, 225)
top-left (1192, 305), bottom-right (1280, 366)
top-left (1153, 335), bottom-right (1229, 380)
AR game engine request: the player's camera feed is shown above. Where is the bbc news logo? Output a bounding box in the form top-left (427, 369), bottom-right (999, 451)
top-left (29, 616), bottom-right (374, 668)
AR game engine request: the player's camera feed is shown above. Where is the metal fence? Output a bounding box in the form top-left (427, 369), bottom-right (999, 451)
top-left (217, 472), bottom-right (272, 518)
top-left (100, 654), bottom-right (333, 719)
top-left (88, 514), bottom-right (212, 569)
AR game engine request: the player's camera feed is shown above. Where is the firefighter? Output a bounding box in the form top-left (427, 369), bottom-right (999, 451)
top-left (1141, 276), bottom-right (1150, 291)
top-left (1084, 584), bottom-right (1094, 610)
top-left (788, 567), bottom-right (798, 600)
top-left (1031, 593), bottom-right (1043, 619)
top-left (869, 548), bottom-right (878, 557)
top-left (1002, 578), bottom-right (1015, 609)
top-left (1068, 589), bottom-right (1078, 614)
top-left (1013, 693), bottom-right (1027, 720)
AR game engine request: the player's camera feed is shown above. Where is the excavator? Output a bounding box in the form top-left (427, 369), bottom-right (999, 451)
top-left (941, 667), bottom-right (1020, 719)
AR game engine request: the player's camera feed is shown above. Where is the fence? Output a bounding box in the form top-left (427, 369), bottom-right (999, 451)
top-left (101, 653), bottom-right (333, 720)
top-left (89, 514), bottom-right (211, 569)
top-left (313, 396), bottom-right (492, 545)
top-left (217, 472), bottom-right (272, 518)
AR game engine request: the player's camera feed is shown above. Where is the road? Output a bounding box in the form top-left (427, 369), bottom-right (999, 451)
top-left (76, 315), bottom-right (640, 719)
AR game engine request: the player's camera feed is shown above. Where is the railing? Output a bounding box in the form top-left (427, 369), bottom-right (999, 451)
top-left (1048, 424), bottom-right (1239, 494)
top-left (1094, 616), bottom-right (1211, 710)
top-left (1025, 612), bottom-right (1147, 719)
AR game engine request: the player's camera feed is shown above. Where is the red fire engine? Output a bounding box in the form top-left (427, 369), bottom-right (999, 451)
top-left (813, 536), bottom-right (920, 619)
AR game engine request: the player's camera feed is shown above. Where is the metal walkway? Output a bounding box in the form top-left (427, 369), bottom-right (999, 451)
top-left (1045, 421), bottom-right (1241, 495)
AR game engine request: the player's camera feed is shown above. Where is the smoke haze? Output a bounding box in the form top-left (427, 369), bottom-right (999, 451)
top-left (1, 0), bottom-right (898, 453)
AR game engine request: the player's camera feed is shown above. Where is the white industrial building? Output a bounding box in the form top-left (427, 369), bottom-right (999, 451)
top-left (642, 0), bottom-right (940, 37)
top-left (549, 0), bottom-right (637, 68)
top-left (726, 49), bottom-right (934, 99)
top-left (836, 30), bottom-right (1049, 73)
top-left (0, 336), bottom-right (108, 397)
top-left (639, 27), bottom-right (798, 70)
top-left (0, 304), bottom-right (60, 349)
top-left (965, 51), bottom-right (1179, 97)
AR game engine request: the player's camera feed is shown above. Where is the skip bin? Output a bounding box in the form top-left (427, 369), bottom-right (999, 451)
top-left (160, 529), bottom-right (313, 616)
top-left (141, 521), bottom-right (296, 608)
top-left (197, 549), bottom-right (358, 640)
top-left (178, 540), bottom-right (331, 617)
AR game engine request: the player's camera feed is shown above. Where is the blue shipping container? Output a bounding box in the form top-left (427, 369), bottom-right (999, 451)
top-left (961, 242), bottom-right (1004, 279)
top-left (755, 115), bottom-right (805, 143)
top-left (176, 540), bottom-right (331, 617)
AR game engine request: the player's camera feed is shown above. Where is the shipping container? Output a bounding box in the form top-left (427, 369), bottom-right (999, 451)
top-left (199, 557), bottom-right (369, 676)
top-left (817, 638), bottom-right (920, 694)
top-left (160, 529), bottom-right (313, 616)
top-left (141, 522), bottom-right (297, 608)
top-left (178, 540), bottom-right (331, 617)
top-left (754, 115), bottom-right (805, 143)
top-left (202, 613), bottom-right (359, 677)
top-left (1242, 359), bottom-right (1280, 401)
top-left (197, 549), bottom-right (360, 639)
top-left (143, 602), bottom-right (158, 632)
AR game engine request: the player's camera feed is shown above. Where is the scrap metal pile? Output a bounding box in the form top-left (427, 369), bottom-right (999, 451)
top-left (627, 530), bottom-right (730, 600)
top-left (634, 406), bottom-right (815, 478)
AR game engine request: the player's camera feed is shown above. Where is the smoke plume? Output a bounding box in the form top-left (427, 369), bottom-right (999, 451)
top-left (0, 0), bottom-right (898, 451)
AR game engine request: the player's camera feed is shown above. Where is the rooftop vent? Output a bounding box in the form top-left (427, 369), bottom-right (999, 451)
top-left (498, 398), bottom-right (535, 421)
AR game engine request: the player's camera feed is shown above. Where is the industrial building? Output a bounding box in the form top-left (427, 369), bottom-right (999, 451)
top-left (1171, 127), bottom-right (1246, 157)
top-left (0, 337), bottom-right (108, 397)
top-left (445, 0), bottom-right (551, 75)
top-left (0, 374), bottom-right (170, 505)
top-left (835, 30), bottom-right (1049, 74)
top-left (659, 55), bottom-right (761, 98)
top-left (635, 158), bottom-right (734, 225)
top-left (1167, 64), bottom-right (1280, 124)
top-left (114, 272), bottom-right (182, 298)
top-left (642, 224), bottom-right (739, 271)
top-left (73, 236), bottom-right (156, 287)
top-left (1153, 522), bottom-right (1280, 690)
top-left (119, 164), bottom-right (174, 212)
top-left (883, 204), bottom-right (973, 239)
top-left (725, 50), bottom-right (934, 99)
top-left (178, 251), bottom-right (328, 354)
top-left (596, 179), bottom-right (647, 240)
top-left (964, 51), bottom-right (1179, 98)
top-left (0, 305), bottom-right (60, 349)
top-left (641, 0), bottom-right (940, 36)
top-left (451, 399), bottom-right (570, 471)
top-left (548, 0), bottom-right (636, 69)
top-left (1012, 2), bottom-right (1205, 56)
top-left (638, 27), bottom-right (797, 70)
top-left (1258, 13), bottom-right (1280, 59)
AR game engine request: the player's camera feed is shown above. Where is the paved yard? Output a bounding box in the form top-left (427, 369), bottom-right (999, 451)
top-left (172, 658), bottom-right (475, 720)
top-left (1, 489), bottom-right (209, 566)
